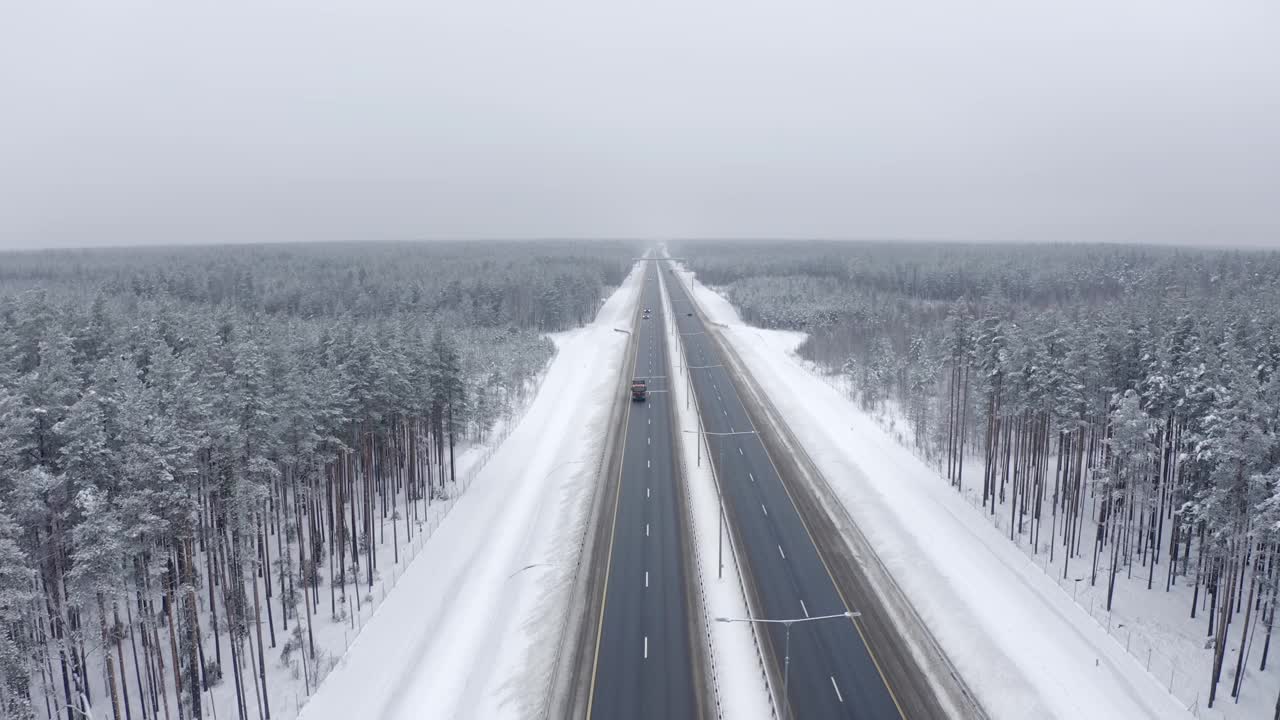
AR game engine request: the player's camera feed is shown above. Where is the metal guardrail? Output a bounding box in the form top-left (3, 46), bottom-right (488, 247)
top-left (660, 262), bottom-right (781, 720)
top-left (659, 268), bottom-right (728, 720)
top-left (683, 264), bottom-right (988, 720)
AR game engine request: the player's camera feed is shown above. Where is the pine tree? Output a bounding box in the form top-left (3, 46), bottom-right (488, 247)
top-left (0, 511), bottom-right (36, 720)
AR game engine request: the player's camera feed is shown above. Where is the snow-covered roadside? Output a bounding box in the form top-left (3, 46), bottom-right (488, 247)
top-left (300, 265), bottom-right (643, 720)
top-left (43, 365), bottom-right (544, 720)
top-left (763, 359), bottom-right (1280, 720)
top-left (683, 263), bottom-right (1280, 719)
top-left (657, 266), bottom-right (774, 720)
top-left (671, 266), bottom-right (1191, 720)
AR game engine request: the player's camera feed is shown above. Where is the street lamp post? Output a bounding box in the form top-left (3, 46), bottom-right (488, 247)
top-left (715, 610), bottom-right (861, 720)
top-left (677, 361), bottom-right (722, 409)
top-left (683, 428), bottom-right (758, 579)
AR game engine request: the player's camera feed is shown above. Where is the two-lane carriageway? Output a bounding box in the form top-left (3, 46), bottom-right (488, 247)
top-left (587, 263), bottom-right (699, 720)
top-left (663, 261), bottom-right (904, 720)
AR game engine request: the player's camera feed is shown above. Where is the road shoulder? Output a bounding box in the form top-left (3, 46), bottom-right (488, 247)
top-left (671, 265), bottom-right (985, 720)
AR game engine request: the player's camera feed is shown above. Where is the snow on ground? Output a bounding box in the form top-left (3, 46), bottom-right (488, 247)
top-left (671, 265), bottom-right (1192, 720)
top-left (39, 387), bottom-right (533, 720)
top-left (769, 362), bottom-right (1280, 720)
top-left (657, 267), bottom-right (774, 720)
top-left (300, 265), bottom-right (642, 720)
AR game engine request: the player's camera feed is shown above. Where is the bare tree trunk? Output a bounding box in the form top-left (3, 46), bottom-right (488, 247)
top-left (258, 508), bottom-right (276, 649)
top-left (347, 449), bottom-right (361, 604)
top-left (1261, 578), bottom-right (1276, 671)
top-left (1209, 549), bottom-right (1240, 708)
top-left (331, 460), bottom-right (341, 618)
top-left (249, 538), bottom-right (270, 720)
top-left (1232, 563), bottom-right (1258, 699)
top-left (392, 421), bottom-right (401, 563)
top-left (164, 558), bottom-right (185, 720)
top-left (97, 593), bottom-right (123, 720)
top-left (126, 601), bottom-right (148, 720)
top-left (956, 363), bottom-right (969, 492)
top-left (946, 362), bottom-right (958, 482)
top-left (275, 468), bottom-right (290, 635)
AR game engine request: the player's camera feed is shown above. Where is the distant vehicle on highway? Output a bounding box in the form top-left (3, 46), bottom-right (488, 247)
top-left (631, 378), bottom-right (648, 401)
top-left (643, 307), bottom-right (652, 319)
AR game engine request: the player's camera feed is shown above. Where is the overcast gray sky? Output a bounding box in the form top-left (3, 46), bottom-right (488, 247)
top-left (1, 0), bottom-right (1277, 249)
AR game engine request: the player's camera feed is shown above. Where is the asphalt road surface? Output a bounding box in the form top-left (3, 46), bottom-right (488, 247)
top-left (587, 264), bottom-right (699, 720)
top-left (663, 262), bottom-right (905, 720)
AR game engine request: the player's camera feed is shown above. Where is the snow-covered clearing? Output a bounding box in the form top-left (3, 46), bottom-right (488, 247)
top-left (299, 266), bottom-right (642, 720)
top-left (672, 266), bottom-right (1194, 720)
top-left (657, 266), bottom-right (774, 720)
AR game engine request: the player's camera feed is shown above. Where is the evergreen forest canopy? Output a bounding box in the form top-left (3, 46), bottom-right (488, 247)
top-left (672, 239), bottom-right (1280, 706)
top-left (0, 240), bottom-right (635, 719)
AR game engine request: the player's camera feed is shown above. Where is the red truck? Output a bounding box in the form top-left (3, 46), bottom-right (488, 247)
top-left (631, 379), bottom-right (648, 401)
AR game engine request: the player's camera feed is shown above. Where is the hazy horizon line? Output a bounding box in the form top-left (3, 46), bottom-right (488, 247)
top-left (2, 234), bottom-right (1277, 256)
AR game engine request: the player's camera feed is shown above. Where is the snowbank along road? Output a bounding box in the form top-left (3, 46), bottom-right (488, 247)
top-left (587, 262), bottom-right (707, 720)
top-left (682, 268), bottom-right (1190, 719)
top-left (299, 267), bottom-right (643, 720)
top-left (663, 259), bottom-right (952, 720)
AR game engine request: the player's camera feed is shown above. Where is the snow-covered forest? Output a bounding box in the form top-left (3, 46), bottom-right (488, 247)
top-left (0, 241), bottom-right (633, 720)
top-left (674, 239), bottom-right (1280, 712)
